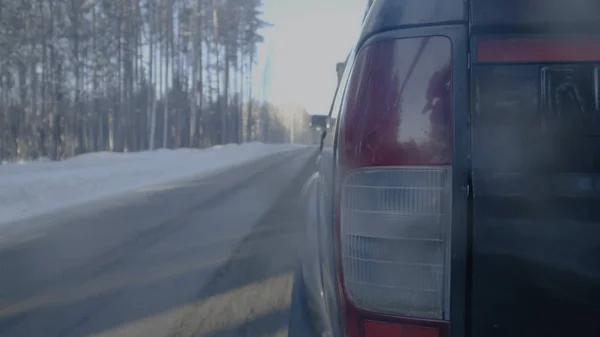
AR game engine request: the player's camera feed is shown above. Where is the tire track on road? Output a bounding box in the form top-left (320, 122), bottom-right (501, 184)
top-left (169, 151), bottom-right (317, 337)
top-left (0, 149), bottom-right (308, 336)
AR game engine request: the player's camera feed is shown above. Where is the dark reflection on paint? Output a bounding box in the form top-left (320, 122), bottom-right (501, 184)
top-left (471, 64), bottom-right (600, 337)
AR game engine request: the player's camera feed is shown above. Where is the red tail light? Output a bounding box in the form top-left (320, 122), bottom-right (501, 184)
top-left (335, 36), bottom-right (452, 337)
top-left (477, 38), bottom-right (600, 63)
top-left (364, 321), bottom-right (440, 337)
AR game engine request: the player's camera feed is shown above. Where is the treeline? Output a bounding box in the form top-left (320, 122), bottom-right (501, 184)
top-left (0, 0), bottom-right (296, 163)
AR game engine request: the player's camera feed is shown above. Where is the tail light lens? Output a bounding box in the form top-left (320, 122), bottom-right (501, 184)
top-left (336, 36), bottom-right (452, 336)
top-left (341, 167), bottom-right (451, 319)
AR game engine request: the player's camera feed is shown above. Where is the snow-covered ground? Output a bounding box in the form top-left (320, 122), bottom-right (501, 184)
top-left (0, 143), bottom-right (305, 226)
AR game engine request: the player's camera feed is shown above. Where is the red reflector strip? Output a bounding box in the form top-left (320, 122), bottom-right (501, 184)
top-left (477, 38), bottom-right (600, 63)
top-left (364, 321), bottom-right (440, 337)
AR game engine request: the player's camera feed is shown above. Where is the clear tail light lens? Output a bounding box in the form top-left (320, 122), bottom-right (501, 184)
top-left (340, 167), bottom-right (452, 319)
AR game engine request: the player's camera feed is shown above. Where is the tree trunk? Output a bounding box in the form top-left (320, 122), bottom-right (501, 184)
top-left (246, 56), bottom-right (254, 142)
top-left (148, 0), bottom-right (157, 150)
top-left (71, 0), bottom-right (84, 156)
top-left (189, 0), bottom-right (200, 148)
top-left (162, 1), bottom-right (171, 148)
top-left (197, 6), bottom-right (204, 147)
top-left (224, 45), bottom-right (230, 143)
top-left (204, 27), bottom-right (213, 145)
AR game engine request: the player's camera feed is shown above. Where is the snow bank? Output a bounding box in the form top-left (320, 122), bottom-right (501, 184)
top-left (0, 143), bottom-right (305, 226)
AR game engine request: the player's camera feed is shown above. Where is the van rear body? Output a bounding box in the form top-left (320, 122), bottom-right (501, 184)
top-left (291, 1), bottom-right (600, 337)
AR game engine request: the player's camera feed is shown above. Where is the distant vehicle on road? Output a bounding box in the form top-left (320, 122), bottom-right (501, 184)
top-left (289, 0), bottom-right (600, 337)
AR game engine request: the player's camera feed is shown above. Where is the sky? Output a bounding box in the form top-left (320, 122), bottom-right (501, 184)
top-left (251, 0), bottom-right (367, 115)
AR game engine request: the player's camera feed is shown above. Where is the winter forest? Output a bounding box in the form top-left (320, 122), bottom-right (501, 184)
top-left (0, 0), bottom-right (314, 163)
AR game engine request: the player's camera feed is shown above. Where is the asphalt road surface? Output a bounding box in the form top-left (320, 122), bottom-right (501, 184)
top-left (0, 147), bottom-right (316, 337)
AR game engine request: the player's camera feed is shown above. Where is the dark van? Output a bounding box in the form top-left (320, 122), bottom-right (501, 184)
top-left (290, 1), bottom-right (600, 337)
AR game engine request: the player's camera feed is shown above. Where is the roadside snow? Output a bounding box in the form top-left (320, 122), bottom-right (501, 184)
top-left (0, 143), bottom-right (304, 226)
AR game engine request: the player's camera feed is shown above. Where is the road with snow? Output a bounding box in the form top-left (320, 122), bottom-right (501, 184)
top-left (0, 146), bottom-right (316, 337)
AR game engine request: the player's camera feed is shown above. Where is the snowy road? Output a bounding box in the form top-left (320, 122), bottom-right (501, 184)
top-left (0, 147), bottom-right (316, 337)
top-left (0, 143), bottom-right (304, 227)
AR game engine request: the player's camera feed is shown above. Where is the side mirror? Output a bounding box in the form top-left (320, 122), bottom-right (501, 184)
top-left (310, 115), bottom-right (330, 131)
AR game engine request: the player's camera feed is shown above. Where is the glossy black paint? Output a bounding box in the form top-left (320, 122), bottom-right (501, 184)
top-left (470, 59), bottom-right (600, 337)
top-left (360, 0), bottom-right (466, 43)
top-left (471, 0), bottom-right (600, 27)
top-left (448, 25), bottom-right (470, 337)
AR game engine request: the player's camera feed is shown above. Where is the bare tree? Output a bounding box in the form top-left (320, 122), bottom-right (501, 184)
top-left (0, 0), bottom-right (291, 163)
